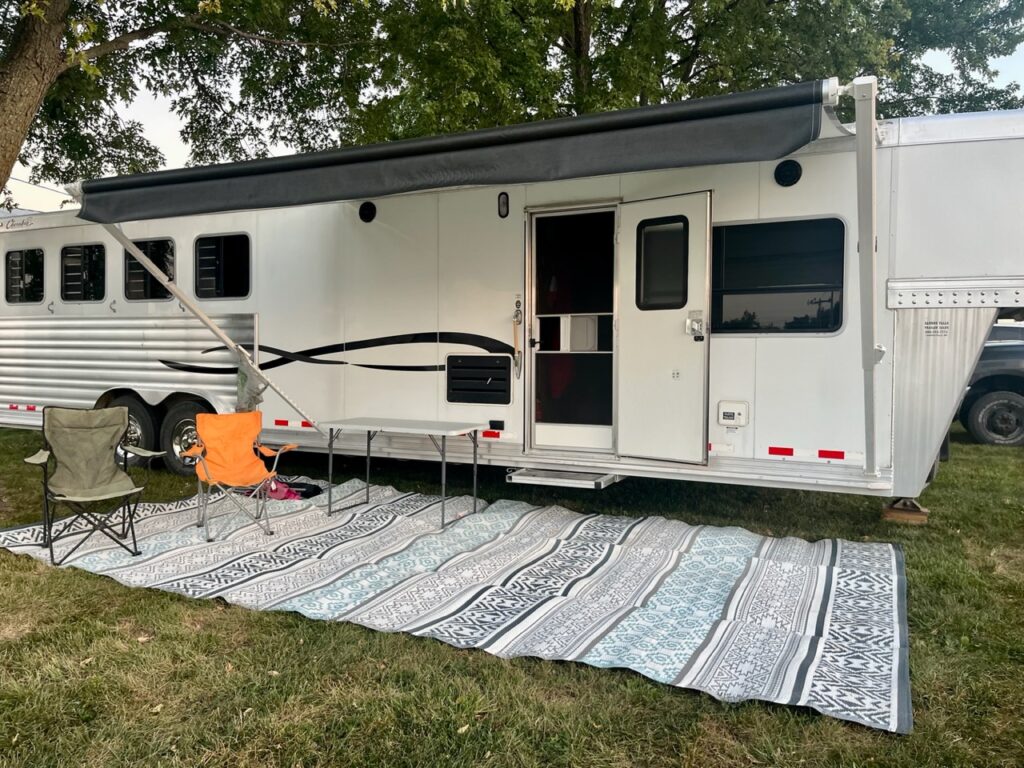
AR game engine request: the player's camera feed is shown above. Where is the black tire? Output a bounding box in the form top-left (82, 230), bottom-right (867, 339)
top-left (965, 391), bottom-right (1024, 446)
top-left (108, 395), bottom-right (157, 466)
top-left (160, 400), bottom-right (213, 475)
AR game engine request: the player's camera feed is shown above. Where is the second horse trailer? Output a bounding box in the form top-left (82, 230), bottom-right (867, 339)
top-left (1, 76), bottom-right (1021, 506)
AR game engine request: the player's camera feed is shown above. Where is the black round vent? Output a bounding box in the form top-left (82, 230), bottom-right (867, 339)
top-left (358, 201), bottom-right (377, 222)
top-left (774, 159), bottom-right (802, 187)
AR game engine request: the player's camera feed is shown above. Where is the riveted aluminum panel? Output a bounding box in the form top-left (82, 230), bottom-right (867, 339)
top-left (891, 307), bottom-right (996, 497)
top-left (887, 277), bottom-right (1024, 309)
top-left (0, 314), bottom-right (253, 426)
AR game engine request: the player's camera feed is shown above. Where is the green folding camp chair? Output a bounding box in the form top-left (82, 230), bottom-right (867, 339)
top-left (24, 406), bottom-right (165, 566)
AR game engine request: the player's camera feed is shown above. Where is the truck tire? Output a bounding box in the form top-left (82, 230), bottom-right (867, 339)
top-left (108, 395), bottom-right (157, 466)
top-left (965, 391), bottom-right (1024, 446)
top-left (160, 400), bottom-right (212, 475)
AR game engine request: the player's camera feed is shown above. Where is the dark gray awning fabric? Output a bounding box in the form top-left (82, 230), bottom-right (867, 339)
top-left (78, 81), bottom-right (824, 223)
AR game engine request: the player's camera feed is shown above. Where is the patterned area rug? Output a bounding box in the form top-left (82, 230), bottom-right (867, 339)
top-left (0, 479), bottom-right (911, 733)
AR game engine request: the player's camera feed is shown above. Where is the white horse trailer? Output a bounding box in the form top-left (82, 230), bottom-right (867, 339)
top-left (1, 77), bottom-right (1021, 504)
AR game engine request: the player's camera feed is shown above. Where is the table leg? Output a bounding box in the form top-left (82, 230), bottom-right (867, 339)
top-left (365, 430), bottom-right (372, 505)
top-left (471, 430), bottom-right (478, 514)
top-left (327, 428), bottom-right (335, 516)
top-left (440, 435), bottom-right (447, 527)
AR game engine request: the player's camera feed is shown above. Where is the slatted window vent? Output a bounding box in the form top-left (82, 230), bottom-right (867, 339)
top-left (194, 234), bottom-right (250, 299)
top-left (446, 355), bottom-right (512, 405)
top-left (123, 239), bottom-right (173, 301)
top-left (5, 248), bottom-right (44, 303)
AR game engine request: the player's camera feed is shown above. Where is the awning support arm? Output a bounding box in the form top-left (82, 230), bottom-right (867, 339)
top-left (845, 76), bottom-right (883, 476)
top-left (62, 187), bottom-right (326, 438)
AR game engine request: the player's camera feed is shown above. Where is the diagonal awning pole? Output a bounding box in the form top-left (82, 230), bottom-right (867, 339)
top-left (77, 208), bottom-right (326, 438)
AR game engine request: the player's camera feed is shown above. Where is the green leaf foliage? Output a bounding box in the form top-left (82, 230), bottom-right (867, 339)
top-left (2, 0), bottom-right (1023, 190)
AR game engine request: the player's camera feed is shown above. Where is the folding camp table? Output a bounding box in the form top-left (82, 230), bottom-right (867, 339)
top-left (322, 418), bottom-right (489, 526)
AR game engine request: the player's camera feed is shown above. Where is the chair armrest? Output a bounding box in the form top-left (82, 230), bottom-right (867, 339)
top-left (24, 449), bottom-right (50, 466)
top-left (123, 446), bottom-right (165, 458)
top-left (257, 443), bottom-right (299, 457)
top-left (258, 443), bottom-right (298, 474)
top-left (180, 444), bottom-right (205, 459)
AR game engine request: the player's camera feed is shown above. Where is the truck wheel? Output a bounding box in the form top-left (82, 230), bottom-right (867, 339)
top-left (161, 400), bottom-right (212, 475)
top-left (109, 395), bottom-right (157, 466)
top-left (966, 391), bottom-right (1024, 446)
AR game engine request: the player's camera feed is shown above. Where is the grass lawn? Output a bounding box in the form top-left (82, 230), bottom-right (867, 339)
top-left (0, 425), bottom-right (1021, 767)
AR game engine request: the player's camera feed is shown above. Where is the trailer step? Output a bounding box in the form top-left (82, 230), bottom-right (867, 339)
top-left (506, 468), bottom-right (623, 489)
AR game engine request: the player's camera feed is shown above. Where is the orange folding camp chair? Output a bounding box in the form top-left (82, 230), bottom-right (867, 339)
top-left (180, 411), bottom-right (297, 541)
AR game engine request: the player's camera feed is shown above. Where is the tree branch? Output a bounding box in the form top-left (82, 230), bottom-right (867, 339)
top-left (63, 18), bottom-right (189, 72)
top-left (182, 19), bottom-right (354, 49)
top-left (61, 12), bottom-right (353, 76)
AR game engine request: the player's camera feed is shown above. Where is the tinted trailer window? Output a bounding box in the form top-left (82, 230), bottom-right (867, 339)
top-left (711, 218), bottom-right (844, 332)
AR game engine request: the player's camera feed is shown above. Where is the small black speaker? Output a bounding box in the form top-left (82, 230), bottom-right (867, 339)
top-left (774, 159), bottom-right (802, 187)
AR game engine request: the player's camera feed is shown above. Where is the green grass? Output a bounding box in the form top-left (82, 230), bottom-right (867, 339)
top-left (0, 426), bottom-right (1022, 767)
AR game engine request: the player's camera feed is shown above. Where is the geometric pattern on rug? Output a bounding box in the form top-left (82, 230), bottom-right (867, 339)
top-left (0, 478), bottom-right (911, 733)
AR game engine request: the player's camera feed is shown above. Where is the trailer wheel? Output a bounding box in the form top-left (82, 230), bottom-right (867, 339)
top-left (161, 400), bottom-right (212, 475)
top-left (108, 395), bottom-right (157, 466)
top-left (966, 391), bottom-right (1024, 446)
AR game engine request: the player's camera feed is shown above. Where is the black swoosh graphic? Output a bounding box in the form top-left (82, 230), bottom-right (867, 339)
top-left (161, 331), bottom-right (513, 375)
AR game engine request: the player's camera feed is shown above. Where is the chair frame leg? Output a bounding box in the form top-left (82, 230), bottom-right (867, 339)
top-left (45, 492), bottom-right (143, 567)
top-left (200, 480), bottom-right (274, 542)
top-left (41, 492), bottom-right (51, 551)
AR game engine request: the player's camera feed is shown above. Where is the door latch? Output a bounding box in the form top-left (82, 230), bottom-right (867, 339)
top-left (685, 316), bottom-right (705, 342)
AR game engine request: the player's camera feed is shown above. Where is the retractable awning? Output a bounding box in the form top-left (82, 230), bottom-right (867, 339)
top-left (76, 79), bottom-right (831, 224)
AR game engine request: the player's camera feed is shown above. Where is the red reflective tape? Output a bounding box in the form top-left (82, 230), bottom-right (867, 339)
top-left (768, 446), bottom-right (794, 456)
top-left (8, 404), bottom-right (17, 410)
top-left (482, 430), bottom-right (500, 439)
top-left (708, 442), bottom-right (712, 451)
top-left (818, 449), bottom-right (845, 460)
top-left (26, 405), bottom-right (37, 411)
top-left (300, 421), bottom-right (313, 428)
top-left (274, 419), bottom-right (288, 426)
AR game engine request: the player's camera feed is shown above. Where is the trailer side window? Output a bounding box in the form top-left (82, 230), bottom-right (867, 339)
top-left (124, 239), bottom-right (174, 301)
top-left (711, 218), bottom-right (844, 333)
top-left (5, 249), bottom-right (44, 303)
top-left (61, 244), bottom-right (105, 302)
top-left (195, 234), bottom-right (250, 298)
top-left (636, 216), bottom-right (688, 310)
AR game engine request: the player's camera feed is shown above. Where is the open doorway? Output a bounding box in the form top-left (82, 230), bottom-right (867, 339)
top-left (530, 208), bottom-right (616, 452)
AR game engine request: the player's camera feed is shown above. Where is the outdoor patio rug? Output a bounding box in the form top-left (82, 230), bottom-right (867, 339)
top-left (0, 478), bottom-right (911, 733)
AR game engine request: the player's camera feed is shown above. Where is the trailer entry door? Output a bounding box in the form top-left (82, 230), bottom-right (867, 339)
top-left (616, 192), bottom-right (710, 463)
top-left (530, 209), bottom-right (616, 453)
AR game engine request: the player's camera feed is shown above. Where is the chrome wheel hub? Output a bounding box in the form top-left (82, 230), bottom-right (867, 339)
top-left (172, 418), bottom-right (199, 464)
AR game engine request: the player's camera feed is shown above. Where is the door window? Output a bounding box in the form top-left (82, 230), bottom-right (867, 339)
top-left (636, 216), bottom-right (689, 310)
top-left (534, 211), bottom-right (615, 428)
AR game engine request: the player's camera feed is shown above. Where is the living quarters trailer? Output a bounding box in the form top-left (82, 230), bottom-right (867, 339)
top-left (1, 77), bottom-right (1021, 502)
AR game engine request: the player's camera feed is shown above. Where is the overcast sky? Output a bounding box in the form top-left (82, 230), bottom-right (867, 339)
top-left (11, 47), bottom-right (1024, 212)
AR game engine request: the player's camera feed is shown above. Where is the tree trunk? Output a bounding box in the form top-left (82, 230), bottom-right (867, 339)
top-left (567, 1), bottom-right (593, 115)
top-left (0, 0), bottom-right (71, 190)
